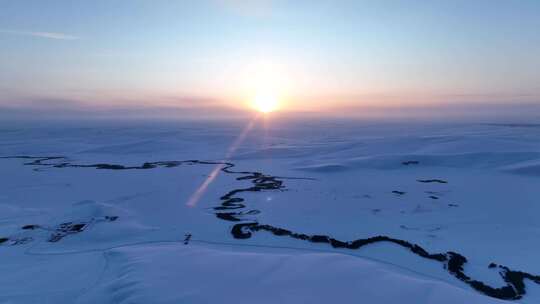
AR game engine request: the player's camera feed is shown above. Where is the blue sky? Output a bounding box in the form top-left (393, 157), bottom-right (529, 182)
top-left (1, 0), bottom-right (539, 113)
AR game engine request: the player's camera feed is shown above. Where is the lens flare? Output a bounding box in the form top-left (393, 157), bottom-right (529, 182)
top-left (186, 116), bottom-right (259, 207)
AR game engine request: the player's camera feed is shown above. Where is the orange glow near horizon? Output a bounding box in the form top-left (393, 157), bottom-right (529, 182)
top-left (233, 59), bottom-right (291, 113)
top-left (251, 93), bottom-right (280, 113)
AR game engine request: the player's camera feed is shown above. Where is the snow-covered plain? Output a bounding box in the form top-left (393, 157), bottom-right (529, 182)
top-left (1, 118), bottom-right (540, 303)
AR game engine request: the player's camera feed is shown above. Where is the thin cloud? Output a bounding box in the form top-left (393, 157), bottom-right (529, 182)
top-left (0, 29), bottom-right (79, 40)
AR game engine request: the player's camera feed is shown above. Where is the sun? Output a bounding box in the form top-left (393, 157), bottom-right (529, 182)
top-left (252, 93), bottom-right (280, 113)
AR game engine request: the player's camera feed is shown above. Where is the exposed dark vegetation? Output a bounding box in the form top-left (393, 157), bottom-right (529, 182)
top-left (417, 179), bottom-right (448, 184)
top-left (402, 160), bottom-right (419, 165)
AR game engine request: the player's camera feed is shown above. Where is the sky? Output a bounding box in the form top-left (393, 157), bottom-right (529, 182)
top-left (0, 0), bottom-right (539, 117)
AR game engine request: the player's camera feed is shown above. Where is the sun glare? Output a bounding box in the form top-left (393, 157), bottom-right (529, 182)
top-left (252, 93), bottom-right (279, 113)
